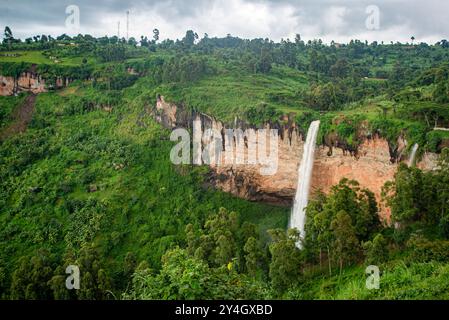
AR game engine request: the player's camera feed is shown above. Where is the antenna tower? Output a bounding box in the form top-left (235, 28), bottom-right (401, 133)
top-left (126, 11), bottom-right (130, 41)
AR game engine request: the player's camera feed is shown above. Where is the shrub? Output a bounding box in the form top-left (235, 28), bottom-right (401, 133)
top-left (407, 235), bottom-right (449, 263)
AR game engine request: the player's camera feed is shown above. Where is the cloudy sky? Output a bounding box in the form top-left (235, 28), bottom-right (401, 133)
top-left (1, 0), bottom-right (448, 44)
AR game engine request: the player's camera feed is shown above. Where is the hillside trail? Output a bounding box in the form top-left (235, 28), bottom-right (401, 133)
top-left (0, 94), bottom-right (36, 141)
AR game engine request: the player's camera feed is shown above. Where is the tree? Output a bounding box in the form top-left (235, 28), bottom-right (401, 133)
top-left (56, 33), bottom-right (72, 41)
top-left (432, 68), bottom-right (449, 103)
top-left (330, 211), bottom-right (360, 274)
top-left (294, 33), bottom-right (302, 46)
top-left (308, 83), bottom-right (329, 109)
top-left (10, 257), bottom-right (31, 299)
top-left (439, 39), bottom-right (449, 48)
top-left (243, 237), bottom-right (265, 277)
top-left (268, 229), bottom-right (302, 293)
top-left (278, 39), bottom-right (298, 68)
top-left (309, 50), bottom-right (330, 74)
top-left (304, 180), bottom-right (380, 274)
top-left (140, 36), bottom-right (149, 47)
top-left (363, 234), bottom-right (388, 265)
top-left (127, 37), bottom-right (137, 46)
top-left (126, 248), bottom-right (267, 300)
top-left (96, 44), bottom-right (126, 62)
top-left (77, 271), bottom-right (96, 300)
top-left (4, 26), bottom-right (12, 38)
top-left (124, 252), bottom-right (137, 279)
top-left (10, 251), bottom-right (55, 300)
top-left (186, 208), bottom-right (240, 267)
top-left (383, 153), bottom-right (449, 239)
top-left (97, 269), bottom-right (112, 299)
top-left (48, 266), bottom-right (72, 300)
top-left (3, 26), bottom-right (14, 47)
top-left (185, 223), bottom-right (199, 255)
top-left (256, 46), bottom-right (273, 74)
top-left (75, 245), bottom-right (113, 300)
top-left (183, 30), bottom-right (198, 48)
top-left (215, 233), bottom-right (235, 266)
top-left (330, 58), bottom-right (351, 78)
top-left (304, 191), bottom-right (334, 273)
top-left (411, 36), bottom-right (415, 45)
top-left (383, 164), bottom-right (425, 225)
top-left (204, 208), bottom-right (239, 267)
top-left (324, 179), bottom-right (380, 241)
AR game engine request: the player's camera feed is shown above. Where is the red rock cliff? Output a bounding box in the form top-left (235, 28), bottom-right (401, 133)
top-left (160, 96), bottom-right (441, 220)
top-left (0, 73), bottom-right (70, 96)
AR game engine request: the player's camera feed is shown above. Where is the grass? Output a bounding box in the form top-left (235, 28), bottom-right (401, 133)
top-left (0, 93), bottom-right (27, 129)
top-left (287, 259), bottom-right (449, 300)
top-left (0, 50), bottom-right (51, 64)
top-left (0, 50), bottom-right (94, 66)
top-left (153, 64), bottom-right (309, 123)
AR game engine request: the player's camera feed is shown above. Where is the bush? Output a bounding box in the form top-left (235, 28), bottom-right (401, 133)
top-left (363, 234), bottom-right (389, 265)
top-left (407, 235), bottom-right (449, 263)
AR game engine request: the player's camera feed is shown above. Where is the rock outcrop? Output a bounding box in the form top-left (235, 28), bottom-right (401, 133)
top-left (312, 138), bottom-right (397, 221)
top-left (152, 96), bottom-right (439, 220)
top-left (0, 72), bottom-right (70, 96)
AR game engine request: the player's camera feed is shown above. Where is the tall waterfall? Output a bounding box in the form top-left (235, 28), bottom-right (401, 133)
top-left (408, 143), bottom-right (419, 167)
top-left (290, 120), bottom-right (320, 248)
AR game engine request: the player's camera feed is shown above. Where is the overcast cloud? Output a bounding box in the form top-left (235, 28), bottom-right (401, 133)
top-left (1, 0), bottom-right (448, 44)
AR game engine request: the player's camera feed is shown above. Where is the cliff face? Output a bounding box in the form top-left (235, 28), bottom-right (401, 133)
top-left (1, 73), bottom-right (46, 96)
top-left (0, 73), bottom-right (70, 96)
top-left (154, 96), bottom-right (305, 204)
top-left (213, 127), bottom-right (304, 205)
top-left (313, 139), bottom-right (396, 220)
top-left (153, 96), bottom-right (439, 220)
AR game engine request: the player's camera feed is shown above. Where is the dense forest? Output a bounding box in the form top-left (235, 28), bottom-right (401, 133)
top-left (1, 27), bottom-right (449, 299)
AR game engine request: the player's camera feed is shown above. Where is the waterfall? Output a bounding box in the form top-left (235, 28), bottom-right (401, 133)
top-left (290, 120), bottom-right (320, 248)
top-left (408, 143), bottom-right (419, 167)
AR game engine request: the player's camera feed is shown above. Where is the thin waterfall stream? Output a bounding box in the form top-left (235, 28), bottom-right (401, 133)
top-left (290, 120), bottom-right (320, 248)
top-left (408, 143), bottom-right (419, 167)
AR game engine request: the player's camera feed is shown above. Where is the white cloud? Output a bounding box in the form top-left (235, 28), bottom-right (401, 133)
top-left (322, 6), bottom-right (348, 34)
top-left (0, 0), bottom-right (448, 43)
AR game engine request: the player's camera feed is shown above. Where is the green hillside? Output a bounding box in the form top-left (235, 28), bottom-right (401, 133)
top-left (1, 32), bottom-right (449, 300)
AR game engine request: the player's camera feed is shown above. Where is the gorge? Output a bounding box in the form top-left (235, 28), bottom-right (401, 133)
top-left (153, 95), bottom-right (439, 222)
top-left (0, 73), bottom-right (440, 223)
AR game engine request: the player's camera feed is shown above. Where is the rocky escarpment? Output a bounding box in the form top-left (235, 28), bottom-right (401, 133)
top-left (153, 96), bottom-right (439, 220)
top-left (153, 95), bottom-right (304, 204)
top-left (0, 72), bottom-right (70, 96)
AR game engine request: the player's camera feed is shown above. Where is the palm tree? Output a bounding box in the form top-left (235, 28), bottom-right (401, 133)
top-left (411, 36), bottom-right (416, 45)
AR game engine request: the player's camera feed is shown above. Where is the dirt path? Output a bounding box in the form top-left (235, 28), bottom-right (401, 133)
top-left (0, 94), bottom-right (36, 141)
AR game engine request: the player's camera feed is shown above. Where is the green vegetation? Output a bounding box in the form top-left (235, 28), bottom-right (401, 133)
top-left (0, 94), bottom-right (26, 129)
top-left (0, 83), bottom-right (288, 299)
top-left (125, 162), bottom-right (449, 300)
top-left (1, 27), bottom-right (449, 300)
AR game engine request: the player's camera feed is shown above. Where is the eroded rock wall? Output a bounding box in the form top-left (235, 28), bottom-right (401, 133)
top-left (313, 138), bottom-right (397, 221)
top-left (0, 73), bottom-right (71, 96)
top-left (1, 73), bottom-right (46, 96)
top-left (153, 96), bottom-right (438, 219)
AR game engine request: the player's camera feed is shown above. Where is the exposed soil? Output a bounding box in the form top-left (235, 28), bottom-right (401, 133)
top-left (0, 94), bottom-right (36, 141)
